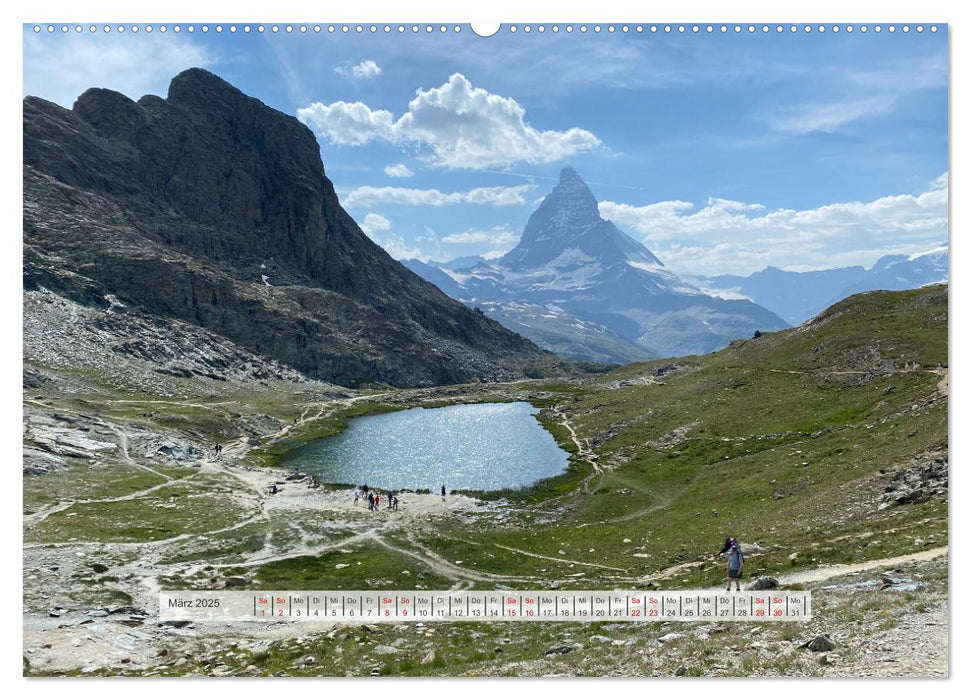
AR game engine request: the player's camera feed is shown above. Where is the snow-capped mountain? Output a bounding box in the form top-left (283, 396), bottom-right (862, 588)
top-left (693, 243), bottom-right (949, 326)
top-left (406, 167), bottom-right (789, 362)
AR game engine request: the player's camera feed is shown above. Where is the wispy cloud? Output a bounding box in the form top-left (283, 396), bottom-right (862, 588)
top-left (441, 227), bottom-right (518, 248)
top-left (23, 31), bottom-right (214, 107)
top-left (766, 95), bottom-right (898, 134)
top-left (761, 49), bottom-right (946, 136)
top-left (298, 73), bottom-right (601, 169)
top-left (343, 184), bottom-right (532, 208)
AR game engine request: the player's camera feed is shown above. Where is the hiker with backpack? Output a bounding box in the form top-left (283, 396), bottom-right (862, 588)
top-left (724, 538), bottom-right (744, 591)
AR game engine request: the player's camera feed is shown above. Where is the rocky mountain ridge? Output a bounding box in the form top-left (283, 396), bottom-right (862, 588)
top-left (692, 244), bottom-right (949, 325)
top-left (23, 68), bottom-right (566, 388)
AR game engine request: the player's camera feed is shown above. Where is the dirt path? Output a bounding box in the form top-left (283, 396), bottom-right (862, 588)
top-left (23, 472), bottom-right (203, 528)
top-left (551, 408), bottom-right (603, 474)
top-left (390, 532), bottom-right (539, 584)
top-left (644, 545), bottom-right (949, 591)
top-left (777, 546), bottom-right (948, 587)
top-left (488, 543), bottom-right (628, 572)
top-left (110, 426), bottom-right (175, 481)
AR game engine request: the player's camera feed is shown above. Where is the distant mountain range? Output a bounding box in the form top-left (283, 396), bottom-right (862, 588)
top-left (23, 69), bottom-right (572, 388)
top-left (688, 244), bottom-right (948, 326)
top-left (405, 167), bottom-right (789, 363)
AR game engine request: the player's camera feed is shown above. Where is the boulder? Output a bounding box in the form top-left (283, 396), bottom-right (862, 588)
top-left (802, 635), bottom-right (834, 652)
top-left (748, 576), bottom-right (779, 590)
top-left (544, 645), bottom-right (577, 655)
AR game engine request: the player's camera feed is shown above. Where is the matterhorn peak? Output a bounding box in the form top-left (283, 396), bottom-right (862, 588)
top-left (558, 165), bottom-right (583, 182)
top-left (501, 166), bottom-right (661, 271)
top-left (547, 166), bottom-right (600, 219)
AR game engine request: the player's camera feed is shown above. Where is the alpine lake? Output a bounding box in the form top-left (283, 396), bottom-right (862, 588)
top-left (280, 401), bottom-right (570, 492)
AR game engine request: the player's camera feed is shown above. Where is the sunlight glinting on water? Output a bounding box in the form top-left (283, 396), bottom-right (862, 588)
top-left (282, 402), bottom-right (569, 491)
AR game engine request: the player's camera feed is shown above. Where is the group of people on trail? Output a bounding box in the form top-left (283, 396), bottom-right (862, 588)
top-left (213, 444), bottom-right (223, 459)
top-left (355, 483), bottom-right (399, 512)
top-left (902, 361), bottom-right (946, 374)
top-left (718, 537), bottom-right (744, 591)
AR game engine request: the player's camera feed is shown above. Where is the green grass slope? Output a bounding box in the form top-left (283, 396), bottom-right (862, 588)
top-left (415, 285), bottom-right (948, 588)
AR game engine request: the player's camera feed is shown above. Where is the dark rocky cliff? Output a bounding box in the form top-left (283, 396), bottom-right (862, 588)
top-left (23, 68), bottom-right (562, 388)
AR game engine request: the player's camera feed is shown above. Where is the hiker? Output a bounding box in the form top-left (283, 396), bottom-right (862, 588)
top-left (354, 490), bottom-right (360, 506)
top-left (375, 494), bottom-right (381, 509)
top-left (270, 484), bottom-right (278, 495)
top-left (441, 484), bottom-right (446, 501)
top-left (368, 493), bottom-right (375, 511)
top-left (938, 362), bottom-right (944, 375)
top-left (393, 496), bottom-right (399, 511)
top-left (363, 483), bottom-right (369, 495)
top-left (388, 491), bottom-right (394, 509)
top-left (726, 539), bottom-right (744, 591)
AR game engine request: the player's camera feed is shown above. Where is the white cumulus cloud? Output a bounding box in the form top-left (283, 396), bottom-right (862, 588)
top-left (379, 233), bottom-right (423, 261)
top-left (335, 59), bottom-right (382, 80)
top-left (599, 173), bottom-right (948, 276)
top-left (297, 101), bottom-right (395, 146)
top-left (361, 213), bottom-right (391, 237)
top-left (343, 184), bottom-right (531, 209)
top-left (384, 163), bottom-right (414, 178)
top-left (298, 73), bottom-right (601, 170)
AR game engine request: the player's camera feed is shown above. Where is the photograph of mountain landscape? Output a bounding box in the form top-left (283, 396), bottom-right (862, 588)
top-left (22, 21), bottom-right (948, 679)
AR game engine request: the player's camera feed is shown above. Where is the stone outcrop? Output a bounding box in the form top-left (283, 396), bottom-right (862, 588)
top-left (24, 68), bottom-right (563, 388)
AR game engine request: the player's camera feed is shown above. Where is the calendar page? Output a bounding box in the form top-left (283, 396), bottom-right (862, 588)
top-left (21, 16), bottom-right (948, 680)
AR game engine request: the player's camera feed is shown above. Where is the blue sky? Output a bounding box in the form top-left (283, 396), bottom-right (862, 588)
top-left (23, 24), bottom-right (948, 275)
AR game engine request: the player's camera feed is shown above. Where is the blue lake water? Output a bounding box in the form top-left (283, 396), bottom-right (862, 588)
top-left (281, 402), bottom-right (570, 491)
